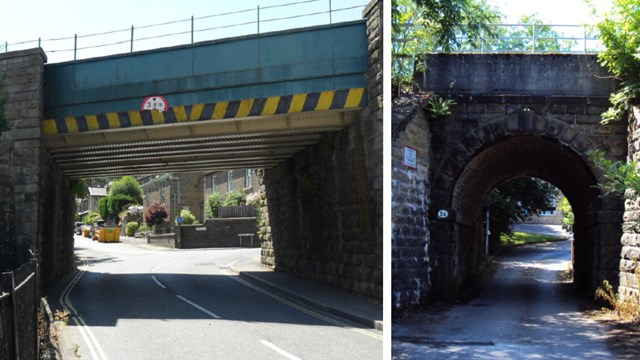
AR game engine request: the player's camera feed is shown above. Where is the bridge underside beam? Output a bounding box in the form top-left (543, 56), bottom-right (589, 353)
top-left (44, 109), bottom-right (359, 179)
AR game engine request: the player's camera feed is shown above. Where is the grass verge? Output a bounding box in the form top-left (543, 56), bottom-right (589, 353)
top-left (500, 231), bottom-right (568, 247)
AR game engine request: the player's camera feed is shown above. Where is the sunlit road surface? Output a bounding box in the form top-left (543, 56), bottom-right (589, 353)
top-left (392, 240), bottom-right (614, 359)
top-left (51, 236), bottom-right (382, 360)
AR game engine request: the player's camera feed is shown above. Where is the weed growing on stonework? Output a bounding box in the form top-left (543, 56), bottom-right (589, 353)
top-left (596, 258), bottom-right (640, 321)
top-left (424, 94), bottom-right (456, 119)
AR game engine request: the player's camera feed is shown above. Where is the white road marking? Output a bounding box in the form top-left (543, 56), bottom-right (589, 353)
top-left (151, 261), bottom-right (176, 272)
top-left (259, 340), bottom-right (302, 360)
top-left (176, 295), bottom-right (221, 319)
top-left (60, 259), bottom-right (109, 360)
top-left (151, 275), bottom-right (166, 289)
top-left (221, 260), bottom-right (383, 340)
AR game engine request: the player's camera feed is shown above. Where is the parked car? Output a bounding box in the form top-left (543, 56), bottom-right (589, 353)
top-left (90, 220), bottom-right (106, 240)
top-left (74, 222), bottom-right (84, 235)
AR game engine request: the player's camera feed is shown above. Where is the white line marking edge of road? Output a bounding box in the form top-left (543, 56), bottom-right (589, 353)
top-left (59, 259), bottom-right (109, 360)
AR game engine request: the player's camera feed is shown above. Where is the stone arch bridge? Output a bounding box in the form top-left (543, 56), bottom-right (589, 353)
top-left (392, 53), bottom-right (633, 310)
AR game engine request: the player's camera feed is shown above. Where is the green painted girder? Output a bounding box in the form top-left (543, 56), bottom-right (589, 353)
top-left (43, 21), bottom-right (368, 120)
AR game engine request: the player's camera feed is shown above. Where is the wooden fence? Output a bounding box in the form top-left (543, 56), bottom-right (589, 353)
top-left (218, 205), bottom-right (257, 218)
top-left (0, 258), bottom-right (39, 359)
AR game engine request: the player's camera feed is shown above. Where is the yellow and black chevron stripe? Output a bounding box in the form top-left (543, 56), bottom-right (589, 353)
top-left (43, 88), bottom-right (367, 135)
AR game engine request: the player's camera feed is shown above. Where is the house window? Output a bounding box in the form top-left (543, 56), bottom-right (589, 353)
top-left (227, 170), bottom-right (233, 193)
top-left (211, 174), bottom-right (216, 193)
top-left (245, 169), bottom-right (252, 189)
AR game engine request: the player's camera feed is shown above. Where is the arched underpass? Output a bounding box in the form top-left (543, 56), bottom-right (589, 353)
top-left (446, 134), bottom-right (614, 295)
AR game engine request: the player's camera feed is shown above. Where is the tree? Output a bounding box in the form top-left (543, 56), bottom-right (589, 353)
top-left (594, 0), bottom-right (640, 123)
top-left (392, 0), bottom-right (501, 95)
top-left (108, 176), bottom-right (143, 204)
top-left (485, 178), bottom-right (559, 250)
top-left (557, 197), bottom-right (574, 232)
top-left (489, 14), bottom-right (576, 52)
top-left (98, 176), bottom-right (143, 226)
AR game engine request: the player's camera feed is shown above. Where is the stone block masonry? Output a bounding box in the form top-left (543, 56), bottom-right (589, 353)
top-left (0, 48), bottom-right (74, 283)
top-left (391, 95), bottom-right (431, 310)
top-left (620, 108), bottom-right (640, 303)
top-left (259, 0), bottom-right (383, 300)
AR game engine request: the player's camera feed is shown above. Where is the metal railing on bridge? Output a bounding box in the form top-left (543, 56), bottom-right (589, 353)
top-left (0, 258), bottom-right (39, 360)
top-left (393, 23), bottom-right (603, 82)
top-left (1, 0), bottom-right (367, 63)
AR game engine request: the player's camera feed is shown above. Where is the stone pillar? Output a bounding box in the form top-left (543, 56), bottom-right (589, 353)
top-left (391, 96), bottom-right (431, 310)
top-left (361, 0), bottom-right (383, 298)
top-left (0, 49), bottom-right (46, 268)
top-left (258, 0), bottom-right (383, 299)
top-left (0, 48), bottom-right (74, 284)
top-left (620, 106), bottom-right (640, 303)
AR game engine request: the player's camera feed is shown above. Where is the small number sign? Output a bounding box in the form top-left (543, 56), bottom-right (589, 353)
top-left (437, 210), bottom-right (449, 219)
top-left (141, 96), bottom-right (169, 112)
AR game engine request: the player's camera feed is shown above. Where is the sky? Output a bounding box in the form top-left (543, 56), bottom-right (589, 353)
top-left (491, 0), bottom-right (613, 24)
top-left (0, 0), bottom-right (368, 63)
top-left (0, 0), bottom-right (616, 63)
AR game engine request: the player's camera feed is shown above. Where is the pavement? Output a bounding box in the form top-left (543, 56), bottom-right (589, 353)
top-left (227, 253), bottom-right (383, 330)
top-left (117, 235), bottom-right (382, 330)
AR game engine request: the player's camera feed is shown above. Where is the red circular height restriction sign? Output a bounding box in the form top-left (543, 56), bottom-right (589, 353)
top-left (141, 96), bottom-right (169, 112)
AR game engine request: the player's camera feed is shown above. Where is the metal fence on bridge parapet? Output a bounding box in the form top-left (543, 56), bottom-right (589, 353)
top-left (1, 0), bottom-right (368, 63)
top-left (393, 23), bottom-right (604, 82)
top-left (0, 258), bottom-right (39, 360)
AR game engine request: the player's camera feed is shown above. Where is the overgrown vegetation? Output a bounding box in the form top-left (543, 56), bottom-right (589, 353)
top-left (205, 192), bottom-right (225, 218)
top-left (596, 259), bottom-right (640, 321)
top-left (98, 176), bottom-right (143, 227)
top-left (592, 0), bottom-right (640, 124)
top-left (205, 191), bottom-right (247, 218)
top-left (588, 150), bottom-right (640, 200)
top-left (125, 222), bottom-right (139, 236)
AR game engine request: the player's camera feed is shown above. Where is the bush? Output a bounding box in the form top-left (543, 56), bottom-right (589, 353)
top-left (108, 176), bottom-right (143, 204)
top-left (83, 211), bottom-right (101, 225)
top-left (137, 223), bottom-right (150, 233)
top-left (125, 222), bottom-right (139, 236)
top-left (144, 202), bottom-right (168, 226)
top-left (223, 190), bottom-right (247, 206)
top-left (206, 192), bottom-right (225, 218)
top-left (177, 209), bottom-right (197, 224)
top-left (99, 194), bottom-right (134, 224)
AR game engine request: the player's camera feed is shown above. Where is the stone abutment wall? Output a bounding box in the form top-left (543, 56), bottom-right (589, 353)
top-left (260, 0), bottom-right (382, 299)
top-left (0, 49), bottom-right (74, 284)
top-left (620, 107), bottom-right (640, 303)
top-left (391, 96), bottom-right (431, 310)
